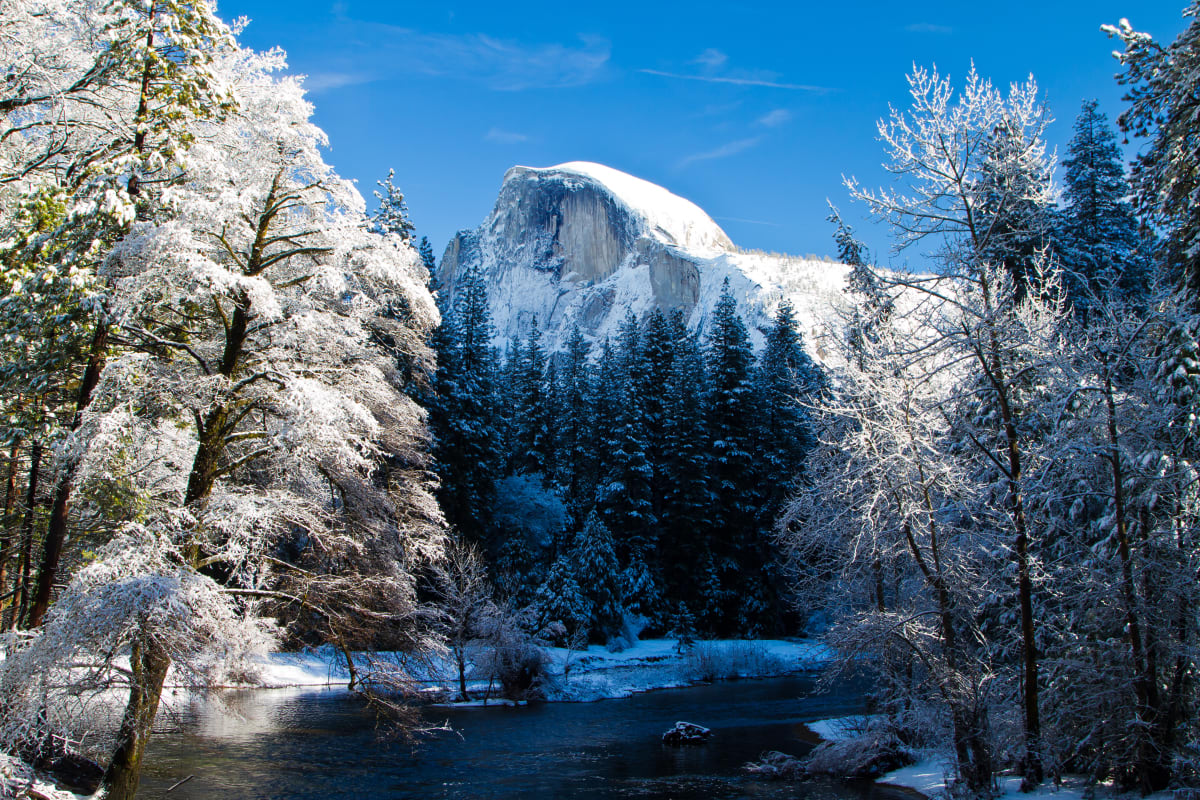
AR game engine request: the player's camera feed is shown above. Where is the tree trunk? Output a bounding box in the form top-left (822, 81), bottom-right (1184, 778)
top-left (1103, 373), bottom-right (1167, 792)
top-left (457, 648), bottom-right (470, 701)
top-left (26, 318), bottom-right (110, 629)
top-left (15, 440), bottom-right (42, 628)
top-left (0, 440), bottom-right (20, 622)
top-left (101, 634), bottom-right (172, 800)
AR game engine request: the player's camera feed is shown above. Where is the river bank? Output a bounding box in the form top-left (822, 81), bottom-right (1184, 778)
top-left (252, 637), bottom-right (831, 702)
top-left (809, 717), bottom-right (1177, 800)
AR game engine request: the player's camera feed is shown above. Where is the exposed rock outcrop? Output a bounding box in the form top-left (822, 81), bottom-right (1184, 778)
top-left (440, 161), bottom-right (849, 356)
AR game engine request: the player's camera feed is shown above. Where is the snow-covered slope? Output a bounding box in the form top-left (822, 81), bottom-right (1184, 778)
top-left (439, 161), bottom-right (850, 357)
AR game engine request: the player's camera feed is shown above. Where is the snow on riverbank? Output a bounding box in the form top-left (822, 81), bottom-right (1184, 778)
top-left (244, 638), bottom-right (830, 703)
top-left (808, 717), bottom-right (1174, 800)
top-left (0, 754), bottom-right (88, 800)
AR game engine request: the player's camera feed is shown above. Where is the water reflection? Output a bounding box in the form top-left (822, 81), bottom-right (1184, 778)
top-left (139, 677), bottom-right (887, 799)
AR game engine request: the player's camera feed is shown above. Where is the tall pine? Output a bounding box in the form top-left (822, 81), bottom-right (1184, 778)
top-left (431, 265), bottom-right (504, 541)
top-left (703, 279), bottom-right (764, 633)
top-left (1057, 100), bottom-right (1152, 311)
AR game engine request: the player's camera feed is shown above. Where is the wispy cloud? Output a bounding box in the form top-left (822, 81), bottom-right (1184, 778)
top-left (321, 17), bottom-right (611, 91)
top-left (692, 48), bottom-right (729, 70)
top-left (715, 215), bottom-right (781, 227)
top-left (485, 127), bottom-right (529, 144)
top-left (677, 136), bottom-right (763, 169)
top-left (756, 108), bottom-right (792, 127)
top-left (904, 22), bottom-right (953, 34)
top-left (301, 71), bottom-right (372, 93)
top-left (641, 68), bottom-right (833, 92)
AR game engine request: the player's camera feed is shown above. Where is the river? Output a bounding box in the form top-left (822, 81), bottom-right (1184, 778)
top-left (136, 675), bottom-right (901, 799)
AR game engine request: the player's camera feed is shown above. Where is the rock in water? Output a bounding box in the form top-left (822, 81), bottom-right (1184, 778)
top-left (438, 162), bottom-right (851, 359)
top-left (662, 721), bottom-right (713, 746)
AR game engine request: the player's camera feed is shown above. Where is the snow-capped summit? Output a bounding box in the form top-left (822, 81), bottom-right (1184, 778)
top-left (439, 162), bottom-right (850, 357)
top-left (518, 162), bottom-right (735, 254)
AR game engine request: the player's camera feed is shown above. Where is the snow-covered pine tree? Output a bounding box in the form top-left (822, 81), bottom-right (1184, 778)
top-left (588, 337), bottom-right (621, 503)
top-left (974, 112), bottom-right (1056, 302)
top-left (753, 299), bottom-right (822, 514)
top-left (532, 552), bottom-right (590, 639)
top-left (828, 203), bottom-right (894, 371)
top-left (418, 236), bottom-right (438, 275)
top-left (554, 325), bottom-right (596, 525)
top-left (573, 510), bottom-right (624, 643)
top-left (1106, 5), bottom-right (1200, 304)
top-left (595, 310), bottom-right (658, 618)
top-left (659, 312), bottom-right (712, 623)
top-left (638, 308), bottom-right (676, 527)
top-left (1056, 100), bottom-right (1152, 312)
top-left (703, 279), bottom-right (765, 633)
top-left (512, 316), bottom-right (552, 476)
top-left (371, 168), bottom-right (416, 242)
top-left (432, 263), bottom-right (504, 542)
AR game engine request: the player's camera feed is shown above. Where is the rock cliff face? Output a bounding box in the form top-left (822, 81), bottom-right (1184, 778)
top-left (439, 161), bottom-right (849, 358)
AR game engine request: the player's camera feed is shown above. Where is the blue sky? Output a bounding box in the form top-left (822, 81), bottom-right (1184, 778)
top-left (221, 1), bottom-right (1188, 269)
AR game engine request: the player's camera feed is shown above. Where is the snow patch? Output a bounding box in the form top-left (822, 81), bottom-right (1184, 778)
top-left (244, 638), bottom-right (830, 703)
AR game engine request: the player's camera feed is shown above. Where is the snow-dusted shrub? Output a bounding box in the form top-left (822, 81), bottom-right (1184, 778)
top-left (804, 723), bottom-right (915, 779)
top-left (474, 610), bottom-right (550, 700)
top-left (743, 751), bottom-right (806, 780)
top-left (682, 641), bottom-right (786, 682)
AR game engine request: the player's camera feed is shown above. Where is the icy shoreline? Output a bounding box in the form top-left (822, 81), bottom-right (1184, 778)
top-left (806, 717), bottom-right (1174, 800)
top-left (249, 637), bottom-right (831, 703)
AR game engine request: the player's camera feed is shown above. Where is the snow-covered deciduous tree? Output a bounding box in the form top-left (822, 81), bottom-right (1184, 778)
top-left (0, 0), bottom-right (239, 633)
top-left (781, 299), bottom-right (999, 793)
top-left (0, 13), bottom-right (444, 798)
top-left (836, 64), bottom-right (1060, 788)
top-left (431, 537), bottom-right (498, 701)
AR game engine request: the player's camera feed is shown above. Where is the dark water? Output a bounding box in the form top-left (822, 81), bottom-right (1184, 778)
top-left (136, 676), bottom-right (899, 799)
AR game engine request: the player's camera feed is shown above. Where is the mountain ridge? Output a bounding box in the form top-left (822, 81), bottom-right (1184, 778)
top-left (438, 161), bottom-right (849, 360)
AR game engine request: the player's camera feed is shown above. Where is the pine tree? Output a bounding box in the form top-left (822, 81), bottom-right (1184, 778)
top-left (533, 554), bottom-right (590, 637)
top-left (554, 326), bottom-right (595, 525)
top-left (639, 309), bottom-right (676, 527)
top-left (975, 116), bottom-right (1055, 301)
top-left (659, 313), bottom-right (711, 618)
top-left (703, 280), bottom-right (764, 633)
top-left (418, 236), bottom-right (437, 273)
top-left (829, 204), bottom-right (894, 366)
top-left (1107, 6), bottom-right (1200, 304)
top-left (512, 317), bottom-right (552, 476)
top-left (371, 169), bottom-right (415, 242)
top-left (1057, 100), bottom-right (1152, 311)
top-left (828, 203), bottom-right (871, 268)
top-left (588, 338), bottom-right (621, 502)
top-left (432, 264), bottom-right (504, 541)
top-left (754, 300), bottom-right (822, 509)
top-left (595, 311), bottom-right (658, 616)
top-left (573, 511), bottom-right (624, 642)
